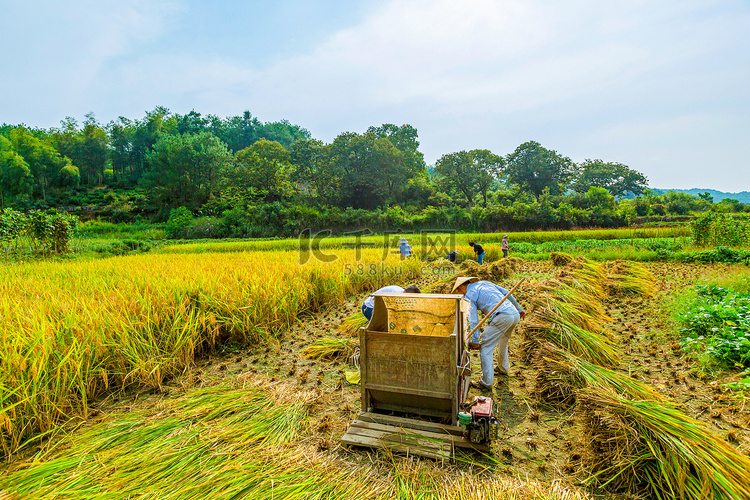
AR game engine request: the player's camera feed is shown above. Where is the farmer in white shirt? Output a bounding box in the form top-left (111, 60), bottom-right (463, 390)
top-left (451, 277), bottom-right (525, 389)
top-left (361, 284), bottom-right (421, 321)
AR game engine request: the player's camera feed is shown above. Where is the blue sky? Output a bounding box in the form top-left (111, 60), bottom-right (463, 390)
top-left (1, 0), bottom-right (748, 191)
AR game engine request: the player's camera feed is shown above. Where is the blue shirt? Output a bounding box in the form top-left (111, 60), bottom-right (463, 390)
top-left (464, 281), bottom-right (523, 342)
top-left (399, 242), bottom-right (412, 257)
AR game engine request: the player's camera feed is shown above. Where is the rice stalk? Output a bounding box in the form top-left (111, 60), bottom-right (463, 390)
top-left (0, 249), bottom-right (423, 458)
top-left (302, 338), bottom-right (357, 361)
top-left (536, 280), bottom-right (611, 327)
top-left (524, 316), bottom-right (620, 368)
top-left (534, 344), bottom-right (669, 408)
top-left (338, 313), bottom-right (369, 337)
top-left (0, 381), bottom-right (593, 500)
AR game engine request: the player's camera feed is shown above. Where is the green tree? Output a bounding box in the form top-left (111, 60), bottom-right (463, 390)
top-left (505, 141), bottom-right (575, 197)
top-left (257, 119), bottom-right (311, 150)
top-left (8, 127), bottom-right (67, 201)
top-left (572, 159), bottom-right (648, 197)
top-left (0, 136), bottom-right (33, 208)
top-left (321, 131), bottom-right (413, 209)
top-left (57, 163), bottom-right (80, 187)
top-left (107, 117), bottom-right (135, 182)
top-left (77, 113), bottom-right (108, 185)
top-left (143, 132), bottom-right (233, 214)
top-left (166, 206), bottom-right (193, 238)
top-left (231, 139), bottom-right (294, 202)
top-left (434, 149), bottom-right (503, 205)
top-left (290, 138), bottom-right (333, 204)
top-left (698, 191), bottom-right (714, 204)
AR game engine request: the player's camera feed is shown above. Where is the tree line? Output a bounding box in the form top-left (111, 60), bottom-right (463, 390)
top-left (2, 107), bottom-right (746, 237)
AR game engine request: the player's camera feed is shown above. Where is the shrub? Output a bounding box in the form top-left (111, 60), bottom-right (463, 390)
top-left (166, 207), bottom-right (193, 239)
top-left (680, 285), bottom-right (750, 368)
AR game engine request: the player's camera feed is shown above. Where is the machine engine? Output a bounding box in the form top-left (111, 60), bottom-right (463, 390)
top-left (458, 396), bottom-right (498, 444)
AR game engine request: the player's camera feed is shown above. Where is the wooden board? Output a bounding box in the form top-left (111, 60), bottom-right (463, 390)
top-left (341, 412), bottom-right (489, 460)
top-left (361, 330), bottom-right (457, 420)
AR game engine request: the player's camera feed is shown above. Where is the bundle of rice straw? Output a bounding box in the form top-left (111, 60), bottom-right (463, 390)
top-left (534, 344), bottom-right (668, 409)
top-left (601, 260), bottom-right (656, 297)
top-left (550, 252), bottom-right (574, 266)
top-left (302, 337), bottom-right (357, 361)
top-left (578, 388), bottom-right (750, 500)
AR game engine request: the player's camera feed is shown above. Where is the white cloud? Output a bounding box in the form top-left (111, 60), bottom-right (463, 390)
top-left (0, 0), bottom-right (181, 124)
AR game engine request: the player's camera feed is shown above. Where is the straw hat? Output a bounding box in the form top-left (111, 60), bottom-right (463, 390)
top-left (451, 276), bottom-right (478, 293)
top-left (398, 238), bottom-right (408, 243)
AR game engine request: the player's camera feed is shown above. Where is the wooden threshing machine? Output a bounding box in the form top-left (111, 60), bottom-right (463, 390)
top-left (341, 292), bottom-right (498, 459)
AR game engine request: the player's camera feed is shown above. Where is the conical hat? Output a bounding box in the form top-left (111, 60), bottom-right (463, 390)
top-left (451, 276), bottom-right (479, 293)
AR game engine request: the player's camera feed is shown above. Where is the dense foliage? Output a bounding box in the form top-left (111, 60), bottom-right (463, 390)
top-left (680, 285), bottom-right (750, 368)
top-left (691, 212), bottom-right (750, 247)
top-left (0, 208), bottom-right (77, 254)
top-left (2, 108), bottom-right (749, 238)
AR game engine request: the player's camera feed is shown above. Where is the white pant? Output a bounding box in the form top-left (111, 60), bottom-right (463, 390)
top-left (479, 312), bottom-right (520, 386)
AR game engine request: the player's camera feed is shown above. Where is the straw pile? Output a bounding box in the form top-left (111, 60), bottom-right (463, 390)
top-left (521, 262), bottom-right (618, 368)
top-left (534, 344), bottom-right (668, 408)
top-left (526, 258), bottom-right (750, 500)
top-left (601, 260), bottom-right (656, 297)
top-left (550, 252), bottom-right (574, 266)
top-left (579, 389), bottom-right (750, 499)
top-left (460, 258), bottom-right (521, 281)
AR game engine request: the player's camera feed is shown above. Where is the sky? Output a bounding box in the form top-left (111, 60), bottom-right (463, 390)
top-left (1, 0), bottom-right (749, 191)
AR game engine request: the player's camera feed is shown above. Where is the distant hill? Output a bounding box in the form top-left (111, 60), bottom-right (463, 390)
top-left (651, 188), bottom-right (750, 203)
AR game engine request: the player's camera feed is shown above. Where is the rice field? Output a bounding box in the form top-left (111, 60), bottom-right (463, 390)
top-left (0, 249), bottom-right (423, 457)
top-left (2, 236), bottom-right (750, 500)
top-left (0, 380), bottom-right (591, 500)
top-left (154, 227), bottom-right (688, 256)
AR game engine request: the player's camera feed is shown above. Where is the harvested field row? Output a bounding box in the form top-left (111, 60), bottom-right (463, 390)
top-left (522, 258), bottom-right (750, 499)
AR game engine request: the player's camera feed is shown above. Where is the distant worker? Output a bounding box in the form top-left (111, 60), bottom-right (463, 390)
top-left (501, 234), bottom-right (509, 258)
top-left (362, 284), bottom-right (421, 321)
top-left (445, 250), bottom-right (458, 263)
top-left (451, 277), bottom-right (525, 390)
top-left (398, 238), bottom-right (412, 259)
top-left (468, 241), bottom-right (485, 264)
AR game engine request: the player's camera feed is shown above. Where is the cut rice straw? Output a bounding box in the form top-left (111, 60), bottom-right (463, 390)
top-left (579, 388), bottom-right (750, 500)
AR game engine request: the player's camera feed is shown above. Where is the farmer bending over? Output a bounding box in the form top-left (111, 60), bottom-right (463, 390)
top-left (362, 284), bottom-right (421, 321)
top-left (452, 277), bottom-right (525, 390)
top-left (468, 241), bottom-right (485, 264)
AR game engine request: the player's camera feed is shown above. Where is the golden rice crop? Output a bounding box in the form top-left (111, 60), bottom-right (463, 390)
top-left (0, 249), bottom-right (423, 457)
